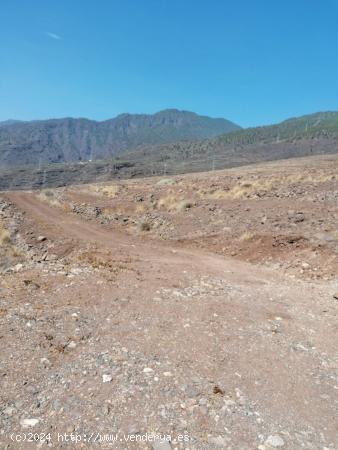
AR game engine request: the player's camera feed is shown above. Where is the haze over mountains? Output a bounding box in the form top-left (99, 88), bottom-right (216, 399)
top-left (0, 109), bottom-right (240, 167)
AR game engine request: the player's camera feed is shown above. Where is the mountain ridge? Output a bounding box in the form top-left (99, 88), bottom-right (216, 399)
top-left (0, 109), bottom-right (240, 168)
top-left (216, 111), bottom-right (338, 147)
top-left (121, 111), bottom-right (338, 164)
top-left (1, 110), bottom-right (338, 186)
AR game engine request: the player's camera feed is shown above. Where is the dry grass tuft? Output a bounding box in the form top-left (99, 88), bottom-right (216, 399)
top-left (0, 222), bottom-right (21, 258)
top-left (0, 224), bottom-right (11, 246)
top-left (135, 204), bottom-right (146, 214)
top-left (202, 171), bottom-right (338, 202)
top-left (8, 246), bottom-right (21, 257)
top-left (238, 231), bottom-right (254, 242)
top-left (92, 184), bottom-right (120, 198)
top-left (157, 195), bottom-right (194, 212)
top-left (208, 181), bottom-right (271, 200)
top-left (78, 252), bottom-right (131, 279)
top-left (282, 172), bottom-right (338, 185)
top-left (37, 190), bottom-right (61, 207)
top-left (157, 194), bottom-right (177, 211)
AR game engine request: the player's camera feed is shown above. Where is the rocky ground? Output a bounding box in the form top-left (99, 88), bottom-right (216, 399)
top-left (60, 154), bottom-right (338, 281)
top-left (0, 155), bottom-right (337, 449)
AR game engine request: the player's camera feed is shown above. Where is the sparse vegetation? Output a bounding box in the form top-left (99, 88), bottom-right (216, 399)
top-left (0, 110), bottom-right (240, 169)
top-left (135, 204), bottom-right (146, 214)
top-left (78, 252), bottom-right (133, 279)
top-left (156, 178), bottom-right (176, 186)
top-left (218, 111), bottom-right (338, 146)
top-left (157, 194), bottom-right (178, 211)
top-left (92, 184), bottom-right (120, 198)
top-left (238, 231), bottom-right (254, 242)
top-left (202, 170), bottom-right (338, 202)
top-left (140, 221), bottom-right (151, 231)
top-left (0, 223), bottom-right (10, 246)
top-left (176, 200), bottom-right (194, 211)
top-left (157, 195), bottom-right (195, 212)
top-left (0, 221), bottom-right (21, 260)
top-left (37, 190), bottom-right (61, 207)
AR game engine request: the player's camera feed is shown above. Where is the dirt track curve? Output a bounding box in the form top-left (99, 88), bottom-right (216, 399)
top-left (1, 191), bottom-right (337, 450)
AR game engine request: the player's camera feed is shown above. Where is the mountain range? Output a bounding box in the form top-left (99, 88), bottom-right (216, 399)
top-left (0, 110), bottom-right (337, 190)
top-left (0, 109), bottom-right (240, 168)
top-left (125, 111), bottom-right (338, 164)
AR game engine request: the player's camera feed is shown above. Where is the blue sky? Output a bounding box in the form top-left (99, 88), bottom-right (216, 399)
top-left (1, 0), bottom-right (338, 127)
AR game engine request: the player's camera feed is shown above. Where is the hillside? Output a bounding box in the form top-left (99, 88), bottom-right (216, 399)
top-left (126, 111), bottom-right (338, 157)
top-left (217, 111), bottom-right (338, 145)
top-left (0, 109), bottom-right (240, 168)
top-left (0, 119), bottom-right (22, 127)
top-left (0, 111), bottom-right (337, 191)
top-left (121, 111), bottom-right (338, 172)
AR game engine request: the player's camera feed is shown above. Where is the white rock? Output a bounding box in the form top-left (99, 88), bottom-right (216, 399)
top-left (67, 341), bottom-right (77, 349)
top-left (102, 374), bottom-right (113, 383)
top-left (13, 263), bottom-right (23, 272)
top-left (152, 438), bottom-right (171, 450)
top-left (20, 418), bottom-right (39, 428)
top-left (143, 367), bottom-right (154, 373)
top-left (265, 435), bottom-right (285, 447)
top-left (163, 372), bottom-right (172, 377)
top-left (40, 357), bottom-right (51, 366)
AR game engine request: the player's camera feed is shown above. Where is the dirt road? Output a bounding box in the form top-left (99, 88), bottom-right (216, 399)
top-left (1, 190), bottom-right (337, 449)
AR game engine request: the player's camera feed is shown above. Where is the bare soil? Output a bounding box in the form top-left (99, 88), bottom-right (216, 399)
top-left (0, 155), bottom-right (337, 449)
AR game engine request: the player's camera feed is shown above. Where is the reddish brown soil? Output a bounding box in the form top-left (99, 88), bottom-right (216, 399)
top-left (0, 155), bottom-right (337, 449)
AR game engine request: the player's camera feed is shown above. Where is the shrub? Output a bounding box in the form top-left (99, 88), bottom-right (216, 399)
top-left (140, 221), bottom-right (151, 231)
